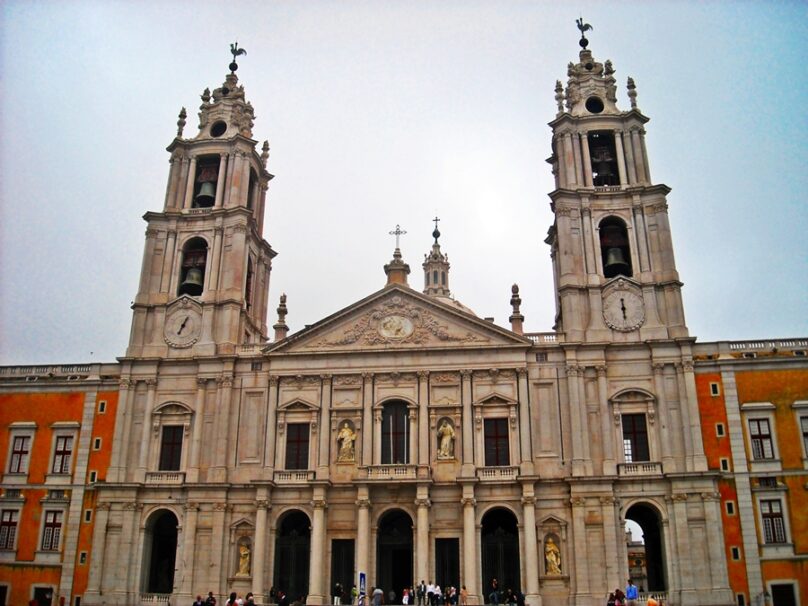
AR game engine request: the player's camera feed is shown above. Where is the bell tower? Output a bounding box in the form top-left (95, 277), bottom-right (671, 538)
top-left (545, 27), bottom-right (688, 343)
top-left (126, 47), bottom-right (276, 358)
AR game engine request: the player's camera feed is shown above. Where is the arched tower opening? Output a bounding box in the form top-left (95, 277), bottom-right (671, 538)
top-left (376, 509), bottom-right (413, 601)
top-left (274, 510), bottom-right (312, 602)
top-left (625, 503), bottom-right (667, 593)
top-left (142, 509), bottom-right (179, 595)
top-left (481, 508), bottom-right (521, 599)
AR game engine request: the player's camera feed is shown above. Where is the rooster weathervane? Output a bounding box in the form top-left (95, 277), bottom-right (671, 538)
top-left (576, 18), bottom-right (593, 49)
top-left (229, 42), bottom-right (247, 72)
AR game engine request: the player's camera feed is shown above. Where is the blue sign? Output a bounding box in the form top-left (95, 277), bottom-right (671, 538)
top-left (359, 572), bottom-right (367, 596)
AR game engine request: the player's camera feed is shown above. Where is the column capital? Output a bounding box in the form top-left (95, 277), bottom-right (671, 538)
top-left (320, 373), bottom-right (333, 383)
top-left (460, 369), bottom-right (473, 379)
top-left (460, 497), bottom-right (476, 508)
top-left (256, 499), bottom-right (270, 510)
top-left (184, 502), bottom-right (200, 512)
top-left (599, 496), bottom-right (618, 506)
top-left (269, 375), bottom-right (280, 386)
top-left (417, 370), bottom-right (430, 380)
top-left (219, 374), bottom-right (234, 387)
top-left (414, 498), bottom-right (432, 508)
top-left (595, 365), bottom-right (607, 377)
top-left (700, 491), bottom-right (721, 502)
top-left (521, 496), bottom-right (535, 506)
top-left (311, 498), bottom-right (328, 510)
top-left (144, 378), bottom-right (158, 388)
top-left (355, 498), bottom-right (372, 509)
top-left (96, 502), bottom-right (112, 512)
top-left (570, 496), bottom-right (586, 507)
top-left (516, 368), bottom-right (528, 378)
top-left (119, 378), bottom-right (133, 389)
top-left (362, 372), bottom-right (374, 380)
top-left (652, 362), bottom-right (666, 374)
top-left (197, 377), bottom-right (209, 387)
top-left (670, 493), bottom-right (689, 502)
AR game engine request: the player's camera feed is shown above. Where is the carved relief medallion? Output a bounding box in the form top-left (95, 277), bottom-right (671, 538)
top-left (378, 315), bottom-right (414, 339)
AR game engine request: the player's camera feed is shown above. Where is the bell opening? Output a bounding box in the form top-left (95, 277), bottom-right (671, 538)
top-left (193, 157), bottom-right (219, 208)
top-left (588, 131), bottom-right (620, 187)
top-left (178, 238), bottom-right (208, 297)
top-left (599, 218), bottom-right (633, 279)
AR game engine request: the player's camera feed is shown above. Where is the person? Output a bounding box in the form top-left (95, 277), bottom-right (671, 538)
top-left (488, 578), bottom-right (499, 605)
top-left (372, 586), bottom-right (384, 606)
top-left (334, 582), bottom-right (344, 606)
top-left (646, 597), bottom-right (658, 606)
top-left (351, 584), bottom-right (359, 605)
top-left (277, 590), bottom-right (290, 606)
top-left (607, 592), bottom-right (617, 606)
top-left (225, 593), bottom-right (238, 606)
top-left (544, 537), bottom-right (562, 575)
top-left (402, 588), bottom-right (410, 605)
top-left (418, 581), bottom-right (427, 606)
top-left (614, 588), bottom-right (625, 606)
top-left (388, 589), bottom-right (397, 605)
top-left (625, 580), bottom-right (639, 606)
top-left (434, 586), bottom-right (441, 606)
top-left (194, 596), bottom-right (205, 606)
top-left (269, 587), bottom-right (276, 605)
top-left (206, 592), bottom-right (218, 606)
top-left (426, 581), bottom-right (435, 606)
top-left (460, 586), bottom-right (468, 606)
top-left (245, 593), bottom-right (256, 605)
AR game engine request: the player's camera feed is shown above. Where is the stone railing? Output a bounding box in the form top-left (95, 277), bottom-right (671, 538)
top-left (273, 470), bottom-right (315, 484)
top-left (144, 471), bottom-right (186, 485)
top-left (364, 465), bottom-right (418, 480)
top-left (524, 332), bottom-right (564, 344)
top-left (618, 462), bottom-right (663, 477)
top-left (139, 593), bottom-right (172, 604)
top-left (727, 339), bottom-right (807, 351)
top-left (639, 591), bottom-right (668, 603)
top-left (477, 466), bottom-right (519, 481)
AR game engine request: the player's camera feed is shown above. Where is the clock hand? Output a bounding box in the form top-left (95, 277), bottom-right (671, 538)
top-left (620, 298), bottom-right (627, 320)
top-left (177, 316), bottom-right (189, 335)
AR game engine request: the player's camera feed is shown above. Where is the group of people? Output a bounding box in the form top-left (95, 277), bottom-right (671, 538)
top-left (485, 578), bottom-right (525, 606)
top-left (193, 586), bottom-right (301, 606)
top-left (362, 581), bottom-right (469, 606)
top-left (607, 579), bottom-right (662, 606)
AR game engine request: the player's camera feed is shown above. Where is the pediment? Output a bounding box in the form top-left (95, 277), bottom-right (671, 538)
top-left (267, 285), bottom-right (531, 354)
top-left (278, 398), bottom-right (318, 411)
top-left (476, 392), bottom-right (518, 407)
top-left (154, 401), bottom-right (193, 415)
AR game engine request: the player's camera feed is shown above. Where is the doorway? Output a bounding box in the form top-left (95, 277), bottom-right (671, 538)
top-left (481, 508), bottom-right (520, 598)
top-left (331, 539), bottom-right (355, 603)
top-left (625, 503), bottom-right (666, 592)
top-left (376, 509), bottom-right (413, 602)
top-left (143, 509), bottom-right (179, 594)
top-left (274, 510), bottom-right (311, 602)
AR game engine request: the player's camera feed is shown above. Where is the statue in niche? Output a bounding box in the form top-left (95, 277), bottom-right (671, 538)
top-left (237, 542), bottom-right (251, 576)
top-left (544, 537), bottom-right (562, 575)
top-left (337, 422), bottom-right (357, 462)
top-left (437, 419), bottom-right (455, 459)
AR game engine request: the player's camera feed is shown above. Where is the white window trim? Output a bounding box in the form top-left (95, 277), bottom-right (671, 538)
top-left (36, 508), bottom-right (66, 564)
top-left (98, 399), bottom-right (107, 414)
top-left (720, 457), bottom-right (730, 472)
top-left (610, 391), bottom-right (659, 465)
top-left (755, 494), bottom-right (794, 558)
top-left (0, 506), bottom-right (22, 558)
top-left (716, 422), bottom-right (725, 437)
top-left (4, 423), bottom-right (36, 483)
top-left (710, 382), bottom-right (721, 396)
top-left (47, 423), bottom-right (79, 482)
top-left (149, 402), bottom-right (193, 473)
top-left (766, 580), bottom-right (800, 606)
top-left (730, 545), bottom-right (741, 561)
top-left (791, 400), bottom-right (808, 470)
top-left (725, 500), bottom-right (736, 516)
top-left (93, 437), bottom-right (102, 451)
top-left (740, 402), bottom-right (781, 473)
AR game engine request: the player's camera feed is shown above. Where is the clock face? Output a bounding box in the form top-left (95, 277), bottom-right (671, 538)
top-left (602, 290), bottom-right (645, 332)
top-left (164, 308), bottom-right (202, 348)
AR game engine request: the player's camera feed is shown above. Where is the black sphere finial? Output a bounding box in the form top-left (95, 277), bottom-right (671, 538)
top-left (432, 216), bottom-right (441, 243)
top-left (230, 42), bottom-right (247, 73)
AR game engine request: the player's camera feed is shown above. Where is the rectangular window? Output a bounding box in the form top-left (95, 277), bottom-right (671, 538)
top-left (0, 510), bottom-right (18, 549)
top-left (84, 509), bottom-right (92, 523)
top-left (41, 510), bottom-right (63, 551)
top-left (758, 477), bottom-right (777, 488)
top-left (716, 423), bottom-right (725, 437)
top-left (730, 546), bottom-right (740, 560)
top-left (726, 501), bottom-right (735, 516)
top-left (52, 435), bottom-right (73, 474)
top-left (760, 499), bottom-right (786, 544)
top-left (9, 436), bottom-right (31, 473)
top-left (88, 470), bottom-right (97, 483)
top-left (736, 594), bottom-right (745, 606)
top-left (710, 382), bottom-right (721, 396)
top-left (98, 400), bottom-right (107, 413)
top-left (720, 458), bottom-right (730, 471)
top-left (285, 423), bottom-right (310, 470)
top-left (484, 418), bottom-right (510, 466)
top-left (93, 437), bottom-right (102, 450)
top-left (158, 425), bottom-right (184, 471)
top-left (79, 551), bottom-right (87, 564)
top-left (622, 414), bottom-right (650, 462)
top-left (381, 403), bottom-right (409, 464)
top-left (748, 419), bottom-right (774, 459)
top-left (801, 416), bottom-right (808, 456)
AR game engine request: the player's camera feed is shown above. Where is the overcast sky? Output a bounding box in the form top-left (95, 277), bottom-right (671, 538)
top-left (1, 1), bottom-right (806, 365)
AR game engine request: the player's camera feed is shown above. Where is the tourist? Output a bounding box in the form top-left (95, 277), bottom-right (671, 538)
top-left (194, 596), bottom-right (205, 606)
top-left (460, 586), bottom-right (468, 606)
top-left (625, 580), bottom-right (639, 606)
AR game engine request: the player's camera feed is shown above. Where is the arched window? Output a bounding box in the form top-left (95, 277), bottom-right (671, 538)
top-left (178, 238), bottom-right (207, 296)
top-left (381, 401), bottom-right (409, 464)
top-left (193, 156), bottom-right (219, 208)
top-left (245, 257), bottom-right (254, 309)
top-left (599, 217), bottom-right (632, 278)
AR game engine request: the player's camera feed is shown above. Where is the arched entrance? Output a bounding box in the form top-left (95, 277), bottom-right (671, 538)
top-left (142, 509), bottom-right (179, 594)
top-left (274, 510), bottom-right (311, 602)
top-left (625, 503), bottom-right (667, 592)
top-left (481, 508), bottom-right (520, 599)
top-left (376, 509), bottom-right (413, 600)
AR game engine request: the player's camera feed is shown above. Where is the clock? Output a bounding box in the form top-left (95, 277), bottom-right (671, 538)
top-left (602, 290), bottom-right (645, 332)
top-left (164, 308), bottom-right (202, 348)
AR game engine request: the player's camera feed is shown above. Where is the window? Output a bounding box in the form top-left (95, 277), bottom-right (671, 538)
top-left (801, 416), bottom-right (808, 457)
top-left (178, 237), bottom-right (208, 296)
top-left (758, 477), bottom-right (777, 488)
top-left (285, 423), bottom-right (310, 470)
top-left (79, 551), bottom-right (87, 564)
top-left (716, 423), bottom-right (725, 437)
top-left (748, 419), bottom-right (774, 459)
top-left (484, 418), bottom-right (510, 466)
top-left (9, 436), bottom-right (31, 473)
top-left (622, 413), bottom-right (650, 462)
top-left (159, 426), bottom-right (184, 471)
top-left (245, 257), bottom-right (254, 309)
top-left (88, 470), bottom-right (97, 483)
top-left (599, 217), bottom-right (632, 278)
top-left (726, 501), bottom-right (735, 516)
top-left (84, 509), bottom-right (92, 523)
top-left (736, 594), bottom-right (746, 606)
top-left (710, 382), bottom-right (721, 396)
top-left (52, 436), bottom-right (73, 474)
top-left (760, 499), bottom-right (786, 544)
top-left (192, 157), bottom-right (218, 208)
top-left (93, 437), bottom-right (102, 451)
top-left (720, 458), bottom-right (730, 471)
top-left (730, 546), bottom-right (740, 560)
top-left (98, 400), bottom-right (107, 413)
top-left (588, 131), bottom-right (620, 186)
top-left (0, 510), bottom-right (18, 549)
top-left (41, 510), bottom-right (63, 551)
top-left (381, 402), bottom-right (409, 464)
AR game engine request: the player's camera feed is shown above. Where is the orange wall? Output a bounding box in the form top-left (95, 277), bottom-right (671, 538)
top-left (0, 564), bottom-right (61, 604)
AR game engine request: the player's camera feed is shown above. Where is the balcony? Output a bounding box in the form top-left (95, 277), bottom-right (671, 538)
top-left (273, 470), bottom-right (315, 485)
top-left (363, 465), bottom-right (419, 481)
top-left (139, 594), bottom-right (172, 604)
top-left (477, 466), bottom-right (519, 481)
top-left (144, 471), bottom-right (186, 485)
top-left (618, 462), bottom-right (663, 477)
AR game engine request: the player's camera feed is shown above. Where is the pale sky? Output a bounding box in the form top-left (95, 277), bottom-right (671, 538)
top-left (1, 1), bottom-right (806, 365)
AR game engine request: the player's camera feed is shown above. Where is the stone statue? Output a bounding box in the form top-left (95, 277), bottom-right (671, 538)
top-left (337, 422), bottom-right (357, 462)
top-left (238, 543), bottom-right (251, 576)
top-left (544, 537), bottom-right (561, 575)
top-left (437, 420), bottom-right (455, 459)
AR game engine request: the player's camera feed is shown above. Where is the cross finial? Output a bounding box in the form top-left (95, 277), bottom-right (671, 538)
top-left (389, 224), bottom-right (407, 249)
top-left (433, 216), bottom-right (440, 230)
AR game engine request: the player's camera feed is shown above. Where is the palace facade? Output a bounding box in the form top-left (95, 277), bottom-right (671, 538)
top-left (1, 33), bottom-right (806, 606)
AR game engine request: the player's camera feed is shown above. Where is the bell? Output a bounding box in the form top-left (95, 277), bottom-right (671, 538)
top-left (194, 181), bottom-right (216, 207)
top-left (604, 247), bottom-right (630, 277)
top-left (179, 268), bottom-right (204, 296)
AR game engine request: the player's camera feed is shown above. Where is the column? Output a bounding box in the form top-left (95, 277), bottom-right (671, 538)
top-left (415, 489), bottom-right (431, 585)
top-left (211, 503), bottom-right (228, 586)
top-left (639, 129), bottom-right (652, 183)
top-left (309, 491), bottom-right (328, 603)
top-left (652, 364), bottom-right (674, 472)
top-left (631, 129), bottom-right (647, 185)
top-left (173, 155), bottom-right (189, 209)
top-left (164, 153), bottom-right (181, 208)
top-left (517, 369), bottom-right (533, 474)
top-left (223, 151), bottom-right (237, 207)
top-left (319, 375), bottom-right (333, 475)
top-left (254, 495), bottom-right (270, 600)
top-left (160, 229), bottom-right (177, 294)
top-left (356, 487), bottom-right (371, 584)
top-left (409, 408), bottom-right (418, 466)
top-left (240, 154), bottom-right (252, 207)
top-left (373, 408), bottom-right (382, 465)
top-left (600, 497), bottom-right (620, 599)
top-left (674, 364), bottom-right (695, 471)
top-left (115, 503), bottom-right (137, 603)
top-left (109, 378), bottom-right (132, 481)
top-left (214, 153), bottom-right (228, 208)
top-left (212, 374), bottom-right (234, 482)
top-left (670, 494), bottom-right (693, 603)
top-left (521, 493), bottom-right (540, 605)
top-left (597, 366), bottom-right (616, 475)
top-left (136, 378), bottom-right (158, 481)
top-left (612, 130), bottom-right (627, 187)
top-left (702, 492), bottom-right (732, 597)
top-left (461, 490), bottom-right (479, 604)
top-left (461, 370), bottom-right (474, 475)
top-left (566, 365), bottom-right (586, 476)
top-left (622, 131), bottom-right (637, 184)
top-left (417, 371), bottom-right (430, 468)
top-left (362, 374), bottom-right (373, 466)
top-left (188, 378), bottom-right (208, 482)
top-left (266, 376), bottom-right (279, 469)
top-left (178, 502), bottom-right (199, 598)
top-left (571, 132), bottom-right (584, 186)
top-left (85, 503), bottom-right (110, 599)
top-left (580, 133), bottom-right (593, 187)
top-left (183, 156), bottom-right (198, 209)
top-left (682, 360), bottom-right (708, 471)
top-left (562, 133), bottom-right (577, 187)
top-left (137, 230), bottom-right (159, 297)
top-left (570, 497), bottom-right (590, 599)
top-left (632, 204), bottom-right (651, 274)
top-left (209, 225), bottom-right (224, 292)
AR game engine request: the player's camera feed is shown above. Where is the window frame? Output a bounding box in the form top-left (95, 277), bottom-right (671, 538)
top-left (741, 403), bottom-right (780, 473)
top-left (0, 509), bottom-right (20, 550)
top-left (51, 434), bottom-right (74, 475)
top-left (40, 509), bottom-right (63, 552)
top-left (381, 401), bottom-right (409, 465)
top-left (791, 401), bottom-right (808, 470)
top-left (284, 422), bottom-right (311, 470)
top-left (8, 435), bottom-right (32, 474)
top-left (158, 425), bottom-right (184, 471)
top-left (622, 413), bottom-right (650, 463)
top-left (483, 418), bottom-right (510, 467)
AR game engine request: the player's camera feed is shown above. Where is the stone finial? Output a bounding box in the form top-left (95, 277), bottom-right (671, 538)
top-left (176, 107), bottom-right (187, 137)
top-left (273, 293), bottom-right (289, 341)
top-left (555, 80), bottom-right (565, 114)
top-left (201, 88), bottom-right (211, 104)
top-left (261, 140), bottom-right (270, 167)
top-left (509, 284), bottom-right (525, 335)
top-left (627, 77), bottom-right (638, 109)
